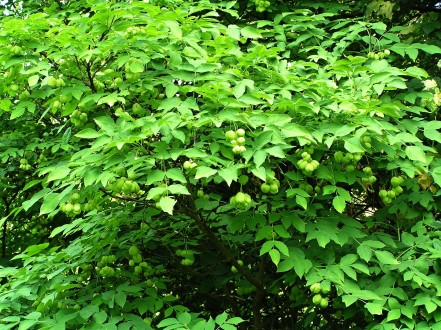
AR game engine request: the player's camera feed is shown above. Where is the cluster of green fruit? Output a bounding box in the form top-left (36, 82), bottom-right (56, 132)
top-left (47, 76), bottom-right (65, 88)
top-left (7, 44), bottom-right (22, 55)
top-left (367, 49), bottom-right (391, 60)
top-left (261, 177), bottom-right (280, 195)
top-left (125, 26), bottom-right (147, 38)
top-left (361, 167), bottom-right (377, 186)
top-left (334, 151), bottom-right (363, 172)
top-left (77, 263), bottom-right (93, 282)
top-left (59, 192), bottom-right (83, 217)
top-left (288, 286), bottom-right (306, 306)
top-left (71, 109), bottom-right (88, 128)
top-left (225, 128), bottom-right (247, 155)
top-left (297, 151), bottom-right (320, 174)
top-left (93, 79), bottom-right (105, 91)
top-left (107, 177), bottom-right (141, 196)
top-left (230, 191), bottom-right (252, 209)
top-left (252, 0), bottom-right (271, 12)
top-left (310, 282), bottom-right (330, 308)
top-left (360, 136), bottom-right (372, 149)
top-left (197, 189), bottom-right (209, 199)
top-left (37, 153), bottom-right (47, 164)
top-left (132, 103), bottom-right (147, 116)
top-left (128, 245), bottom-right (152, 275)
top-left (19, 158), bottom-right (31, 170)
top-left (379, 176), bottom-right (404, 205)
top-left (176, 249), bottom-right (195, 266)
top-left (82, 198), bottom-right (102, 212)
top-left (231, 260), bottom-right (244, 273)
top-left (299, 182), bottom-right (319, 195)
top-left (97, 255), bottom-right (117, 278)
top-left (114, 107), bottom-right (131, 119)
top-left (183, 160), bottom-right (197, 170)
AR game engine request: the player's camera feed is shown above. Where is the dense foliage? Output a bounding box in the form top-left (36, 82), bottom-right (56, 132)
top-left (1, 0), bottom-right (441, 329)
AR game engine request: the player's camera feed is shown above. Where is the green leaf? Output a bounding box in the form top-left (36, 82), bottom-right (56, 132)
top-left (165, 20), bottom-right (182, 39)
top-left (253, 150), bottom-right (267, 168)
top-left (295, 195), bottom-right (308, 210)
top-left (93, 311), bottom-right (107, 324)
top-left (365, 301), bottom-right (385, 315)
top-left (260, 241), bottom-right (274, 255)
top-left (195, 166), bottom-right (217, 179)
top-left (277, 259), bottom-right (294, 273)
top-left (405, 146), bottom-right (427, 163)
top-left (47, 166), bottom-right (70, 182)
top-left (159, 196), bottom-right (177, 215)
top-left (218, 165), bottom-right (240, 186)
top-left (215, 312), bottom-right (228, 325)
top-left (273, 241), bottom-right (289, 256)
top-left (431, 167), bottom-right (441, 187)
top-left (387, 309), bottom-right (401, 322)
top-left (241, 26), bottom-right (262, 39)
top-left (22, 188), bottom-right (51, 210)
top-left (177, 312), bottom-right (191, 325)
top-left (269, 249), bottom-right (281, 266)
top-left (10, 106), bottom-right (26, 120)
top-left (165, 168), bottom-right (187, 183)
top-left (167, 184), bottom-right (190, 195)
top-left (115, 292), bottom-right (126, 308)
top-left (75, 128), bottom-right (101, 139)
top-left (344, 137), bottom-right (365, 153)
top-left (374, 250), bottom-right (399, 265)
top-left (129, 60), bottom-right (145, 74)
top-left (333, 196), bottom-right (346, 213)
top-left (40, 193), bottom-right (59, 215)
top-left (28, 75), bottom-right (39, 87)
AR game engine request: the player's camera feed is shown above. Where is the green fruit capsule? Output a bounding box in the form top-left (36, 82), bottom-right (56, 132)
top-left (71, 192), bottom-right (81, 202)
top-left (305, 163), bottom-right (315, 173)
top-left (225, 130), bottom-right (237, 140)
top-left (133, 254), bottom-right (142, 264)
top-left (261, 183), bottom-right (270, 194)
top-left (334, 151), bottom-right (344, 163)
top-left (320, 297), bottom-right (329, 308)
top-left (236, 128), bottom-right (245, 137)
top-left (236, 137), bottom-right (246, 146)
top-left (310, 283), bottom-right (321, 294)
top-left (235, 192), bottom-right (246, 204)
top-left (297, 159), bottom-right (308, 170)
top-left (379, 190), bottom-right (388, 198)
top-left (312, 294), bottom-right (322, 305)
top-left (269, 183), bottom-right (279, 194)
top-left (391, 177), bottom-right (401, 187)
top-left (345, 165), bottom-right (355, 172)
top-left (368, 176), bottom-right (377, 183)
top-left (393, 186), bottom-right (403, 195)
top-left (183, 161), bottom-right (192, 170)
top-left (129, 245), bottom-right (139, 256)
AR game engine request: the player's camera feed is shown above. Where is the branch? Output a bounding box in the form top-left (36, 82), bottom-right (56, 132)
top-left (182, 196), bottom-right (264, 290)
